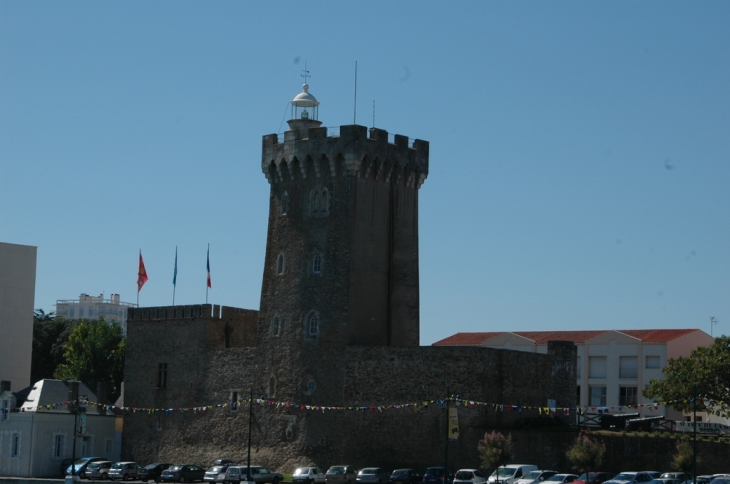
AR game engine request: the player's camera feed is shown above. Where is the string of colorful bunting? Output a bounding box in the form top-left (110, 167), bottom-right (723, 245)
top-left (2, 396), bottom-right (723, 417)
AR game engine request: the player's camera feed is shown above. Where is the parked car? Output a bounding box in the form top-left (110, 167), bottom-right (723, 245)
top-left (206, 466), bottom-right (232, 482)
top-left (327, 466), bottom-right (359, 484)
top-left (140, 464), bottom-right (174, 482)
top-left (660, 475), bottom-right (689, 483)
top-left (66, 457), bottom-right (107, 479)
top-left (454, 470), bottom-right (487, 484)
top-left (423, 467), bottom-right (454, 484)
top-left (224, 466), bottom-right (282, 484)
top-left (574, 473), bottom-right (615, 484)
top-left (87, 461), bottom-right (114, 480)
top-left (515, 471), bottom-right (559, 484)
top-left (488, 466), bottom-right (538, 484)
top-left (545, 476), bottom-right (578, 484)
top-left (357, 468), bottom-right (390, 484)
top-left (293, 467), bottom-right (327, 484)
top-left (110, 462), bottom-right (144, 481)
top-left (604, 472), bottom-right (657, 484)
top-left (391, 470), bottom-right (422, 484)
top-left (161, 465), bottom-right (206, 483)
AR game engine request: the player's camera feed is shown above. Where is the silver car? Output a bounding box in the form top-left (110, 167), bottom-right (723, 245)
top-left (88, 461), bottom-right (114, 480)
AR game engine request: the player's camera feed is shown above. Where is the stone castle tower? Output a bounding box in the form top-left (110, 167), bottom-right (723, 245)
top-left (257, 83), bottom-right (430, 402)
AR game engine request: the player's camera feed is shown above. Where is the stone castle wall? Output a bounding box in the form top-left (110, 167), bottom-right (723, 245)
top-left (123, 312), bottom-right (576, 472)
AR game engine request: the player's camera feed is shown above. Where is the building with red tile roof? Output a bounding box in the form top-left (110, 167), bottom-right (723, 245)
top-left (433, 328), bottom-right (714, 420)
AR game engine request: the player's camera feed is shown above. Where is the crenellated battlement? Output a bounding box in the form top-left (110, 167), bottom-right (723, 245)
top-left (127, 304), bottom-right (249, 322)
top-left (262, 124), bottom-right (429, 188)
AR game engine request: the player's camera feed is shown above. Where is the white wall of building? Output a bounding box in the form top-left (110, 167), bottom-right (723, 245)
top-left (0, 242), bottom-right (37, 390)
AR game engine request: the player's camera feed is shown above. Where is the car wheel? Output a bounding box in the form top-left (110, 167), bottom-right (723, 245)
top-left (124, 475), bottom-right (130, 481)
top-left (81, 472), bottom-right (87, 479)
top-left (180, 477), bottom-right (186, 483)
top-left (273, 479), bottom-right (280, 484)
top-left (102, 474), bottom-right (108, 480)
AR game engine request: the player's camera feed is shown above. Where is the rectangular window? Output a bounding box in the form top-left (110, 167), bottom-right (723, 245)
top-left (588, 356), bottom-right (607, 378)
top-left (79, 309), bottom-right (84, 318)
top-left (158, 363), bottom-right (168, 389)
top-left (576, 356), bottom-right (582, 379)
top-left (619, 356), bottom-right (638, 378)
top-left (646, 355), bottom-right (660, 369)
top-left (10, 433), bottom-right (20, 457)
top-left (589, 386), bottom-right (606, 406)
top-left (619, 386), bottom-right (638, 406)
top-left (105, 439), bottom-right (112, 454)
top-left (88, 309), bottom-right (93, 318)
top-left (231, 391), bottom-right (238, 411)
top-left (70, 308), bottom-right (75, 318)
top-left (53, 434), bottom-right (64, 458)
top-left (576, 385), bottom-right (581, 406)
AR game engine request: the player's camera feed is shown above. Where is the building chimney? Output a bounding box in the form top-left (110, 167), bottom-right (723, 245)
top-left (96, 382), bottom-right (107, 414)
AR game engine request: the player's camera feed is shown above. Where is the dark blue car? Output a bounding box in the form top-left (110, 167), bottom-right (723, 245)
top-left (424, 468), bottom-right (454, 484)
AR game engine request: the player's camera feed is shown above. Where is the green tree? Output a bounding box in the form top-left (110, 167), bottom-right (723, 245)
top-left (478, 431), bottom-right (513, 477)
top-left (672, 439), bottom-right (697, 474)
top-left (31, 309), bottom-right (75, 383)
top-left (565, 431), bottom-right (606, 475)
top-left (643, 335), bottom-right (730, 418)
top-left (54, 318), bottom-right (126, 402)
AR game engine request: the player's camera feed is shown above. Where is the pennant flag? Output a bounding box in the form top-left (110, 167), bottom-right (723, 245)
top-left (173, 247), bottom-right (178, 286)
top-left (206, 245), bottom-right (212, 288)
top-left (137, 251), bottom-right (149, 291)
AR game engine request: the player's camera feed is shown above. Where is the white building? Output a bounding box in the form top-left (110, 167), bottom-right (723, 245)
top-left (0, 379), bottom-right (119, 477)
top-left (0, 242), bottom-right (37, 390)
top-left (433, 329), bottom-right (714, 420)
top-left (55, 293), bottom-right (136, 333)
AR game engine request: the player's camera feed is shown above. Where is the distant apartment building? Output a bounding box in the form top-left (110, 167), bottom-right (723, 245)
top-left (55, 293), bottom-right (136, 333)
top-left (0, 242), bottom-right (37, 390)
top-left (433, 329), bottom-right (714, 421)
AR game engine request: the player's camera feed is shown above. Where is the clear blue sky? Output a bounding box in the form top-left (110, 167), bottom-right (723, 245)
top-left (1, 1), bottom-right (728, 345)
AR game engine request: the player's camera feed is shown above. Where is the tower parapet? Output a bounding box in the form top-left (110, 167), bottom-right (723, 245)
top-left (262, 124), bottom-right (429, 189)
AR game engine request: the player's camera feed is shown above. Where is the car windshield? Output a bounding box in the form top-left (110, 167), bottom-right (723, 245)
top-left (613, 476), bottom-right (635, 482)
top-left (209, 467), bottom-right (226, 473)
top-left (496, 470), bottom-right (517, 478)
top-left (362, 470), bottom-right (377, 475)
top-left (524, 473), bottom-right (543, 480)
top-left (429, 470), bottom-right (446, 477)
top-left (457, 472), bottom-right (474, 480)
top-left (112, 464), bottom-right (123, 469)
top-left (330, 468), bottom-right (346, 475)
top-left (393, 471), bottom-right (409, 476)
top-left (145, 464), bottom-right (159, 470)
top-left (74, 458), bottom-right (92, 465)
top-left (295, 469), bottom-right (310, 475)
top-left (169, 466), bottom-right (183, 471)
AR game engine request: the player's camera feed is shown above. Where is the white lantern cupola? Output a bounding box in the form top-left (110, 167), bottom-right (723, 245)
top-left (287, 83), bottom-right (322, 133)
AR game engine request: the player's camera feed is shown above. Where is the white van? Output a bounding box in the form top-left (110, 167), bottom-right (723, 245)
top-left (488, 466), bottom-right (538, 484)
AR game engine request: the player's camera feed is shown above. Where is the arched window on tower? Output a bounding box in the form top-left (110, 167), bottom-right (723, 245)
top-left (281, 191), bottom-right (290, 216)
top-left (310, 188), bottom-right (330, 217)
top-left (312, 254), bottom-right (322, 274)
top-left (306, 311), bottom-right (319, 338)
top-left (276, 253), bottom-right (285, 275)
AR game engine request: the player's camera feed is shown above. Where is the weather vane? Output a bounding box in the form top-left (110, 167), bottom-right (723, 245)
top-left (301, 61), bottom-right (310, 84)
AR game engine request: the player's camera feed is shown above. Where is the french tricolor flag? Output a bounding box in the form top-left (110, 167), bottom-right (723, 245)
top-left (206, 245), bottom-right (212, 288)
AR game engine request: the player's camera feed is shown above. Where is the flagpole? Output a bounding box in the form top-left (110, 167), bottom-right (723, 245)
top-left (172, 246), bottom-right (178, 306)
top-left (206, 243), bottom-right (210, 304)
top-left (137, 249), bottom-right (141, 307)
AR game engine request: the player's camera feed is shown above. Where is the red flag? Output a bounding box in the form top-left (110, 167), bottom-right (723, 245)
top-left (137, 251), bottom-right (149, 291)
